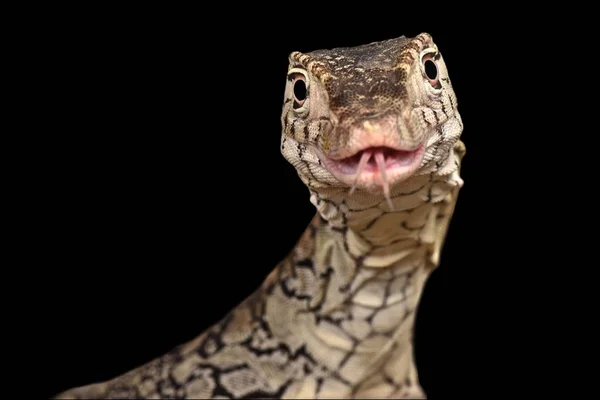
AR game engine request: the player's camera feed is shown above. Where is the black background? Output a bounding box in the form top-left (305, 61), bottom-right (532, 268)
top-left (15, 6), bottom-right (556, 399)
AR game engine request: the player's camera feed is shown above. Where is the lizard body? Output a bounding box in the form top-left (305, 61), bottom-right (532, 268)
top-left (55, 32), bottom-right (465, 399)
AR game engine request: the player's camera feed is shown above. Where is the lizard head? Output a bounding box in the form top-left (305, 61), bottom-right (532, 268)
top-left (280, 33), bottom-right (463, 207)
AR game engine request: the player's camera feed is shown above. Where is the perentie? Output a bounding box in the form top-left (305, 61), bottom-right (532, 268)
top-left (55, 32), bottom-right (465, 399)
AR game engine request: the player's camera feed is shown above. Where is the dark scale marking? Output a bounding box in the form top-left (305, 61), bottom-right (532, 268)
top-left (393, 179), bottom-right (432, 197)
top-left (324, 246), bottom-right (333, 266)
top-left (243, 317), bottom-right (276, 344)
top-left (437, 151), bottom-right (451, 171)
top-left (308, 222), bottom-right (318, 238)
top-left (422, 142), bottom-right (441, 173)
top-left (372, 309), bottom-right (415, 337)
top-left (281, 257), bottom-right (298, 280)
top-left (336, 349), bottom-right (356, 370)
top-left (401, 220), bottom-right (427, 231)
top-left (240, 340), bottom-right (290, 358)
top-left (345, 203), bottom-right (387, 213)
top-left (313, 193), bottom-right (344, 217)
top-left (441, 101), bottom-right (449, 119)
top-left (319, 266), bottom-right (334, 280)
top-left (355, 229), bottom-right (376, 248)
top-left (316, 309), bottom-right (355, 327)
top-left (295, 258), bottom-right (316, 274)
top-left (353, 369), bottom-right (401, 398)
top-left (334, 209), bottom-right (363, 265)
top-left (329, 371), bottom-right (353, 387)
top-left (339, 255), bottom-right (364, 293)
top-left (362, 213), bottom-right (383, 231)
top-left (305, 266), bottom-right (333, 313)
top-left (354, 255), bottom-right (365, 270)
top-left (195, 313), bottom-right (234, 358)
top-left (279, 344), bottom-right (317, 366)
top-left (384, 372), bottom-right (401, 389)
top-left (305, 160), bottom-right (321, 184)
top-left (420, 109), bottom-right (430, 126)
top-left (296, 144), bottom-right (319, 187)
top-left (296, 141), bottom-right (304, 160)
top-left (315, 377), bottom-right (324, 395)
top-left (339, 200), bottom-right (349, 227)
top-left (238, 381), bottom-right (292, 399)
top-left (304, 173), bottom-right (313, 188)
top-left (436, 213), bottom-right (448, 220)
top-left (432, 108), bottom-right (440, 125)
top-left (180, 363), bottom-right (250, 399)
top-left (448, 91), bottom-right (456, 110)
top-left (158, 374), bottom-right (181, 396)
top-left (315, 120), bottom-right (322, 142)
top-left (280, 276), bottom-right (313, 302)
top-left (246, 288), bottom-right (267, 320)
top-left (382, 277), bottom-right (393, 306)
top-left (197, 333), bottom-right (221, 358)
top-left (283, 115), bottom-right (290, 133)
top-left (291, 119), bottom-right (301, 139)
top-left (398, 52), bottom-right (415, 66)
top-left (265, 279), bottom-right (276, 295)
top-left (340, 232), bottom-right (352, 259)
top-left (303, 125), bottom-right (309, 141)
top-left (364, 278), bottom-right (394, 324)
top-left (432, 138), bottom-right (446, 170)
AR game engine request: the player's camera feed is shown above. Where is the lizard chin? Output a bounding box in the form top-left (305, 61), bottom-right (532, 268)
top-left (319, 144), bottom-right (425, 206)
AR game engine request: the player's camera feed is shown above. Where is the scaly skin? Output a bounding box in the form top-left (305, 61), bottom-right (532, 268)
top-left (55, 32), bottom-right (465, 399)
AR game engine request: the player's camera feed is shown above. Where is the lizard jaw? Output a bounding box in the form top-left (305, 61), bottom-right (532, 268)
top-left (319, 144), bottom-right (425, 201)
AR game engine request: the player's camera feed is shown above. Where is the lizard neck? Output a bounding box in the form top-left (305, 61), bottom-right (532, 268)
top-left (263, 160), bottom-right (464, 396)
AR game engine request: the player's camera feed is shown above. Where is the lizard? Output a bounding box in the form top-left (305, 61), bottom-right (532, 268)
top-left (54, 32), bottom-right (465, 399)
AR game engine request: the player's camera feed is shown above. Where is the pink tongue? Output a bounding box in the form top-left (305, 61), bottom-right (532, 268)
top-left (349, 149), bottom-right (394, 210)
top-left (349, 150), bottom-right (372, 195)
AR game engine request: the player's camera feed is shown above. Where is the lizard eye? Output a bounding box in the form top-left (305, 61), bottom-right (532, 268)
top-left (292, 74), bottom-right (307, 109)
top-left (421, 54), bottom-right (439, 87)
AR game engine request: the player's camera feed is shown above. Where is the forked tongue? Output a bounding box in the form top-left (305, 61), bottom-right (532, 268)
top-left (349, 149), bottom-right (372, 195)
top-left (349, 148), bottom-right (394, 211)
top-left (374, 151), bottom-right (394, 210)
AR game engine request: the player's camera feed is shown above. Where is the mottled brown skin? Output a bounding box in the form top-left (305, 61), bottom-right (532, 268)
top-left (55, 33), bottom-right (465, 399)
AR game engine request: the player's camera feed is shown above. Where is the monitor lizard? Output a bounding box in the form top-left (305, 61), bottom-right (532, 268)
top-left (54, 32), bottom-right (465, 399)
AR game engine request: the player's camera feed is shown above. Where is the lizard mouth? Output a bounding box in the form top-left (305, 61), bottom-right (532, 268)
top-left (320, 145), bottom-right (425, 207)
